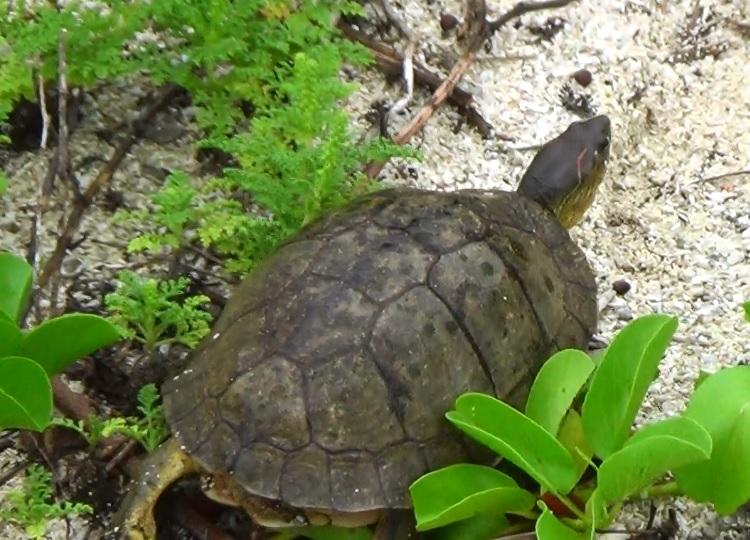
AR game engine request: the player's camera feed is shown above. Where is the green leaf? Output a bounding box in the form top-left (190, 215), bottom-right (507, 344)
top-left (447, 393), bottom-right (579, 493)
top-left (557, 410), bottom-right (593, 483)
top-left (674, 366), bottom-right (750, 514)
top-left (743, 301), bottom-right (750, 323)
top-left (582, 314), bottom-right (678, 459)
top-left (0, 356), bottom-right (53, 431)
top-left (598, 416), bottom-right (711, 504)
top-left (536, 504), bottom-right (588, 540)
top-left (584, 489), bottom-right (605, 536)
top-left (525, 349), bottom-right (594, 436)
top-left (0, 318), bottom-right (22, 357)
top-left (694, 369), bottom-right (712, 391)
top-left (431, 514), bottom-right (511, 540)
top-left (19, 313), bottom-right (121, 376)
top-left (0, 252), bottom-right (33, 325)
top-left (0, 173), bottom-right (7, 195)
top-left (409, 463), bottom-right (535, 530)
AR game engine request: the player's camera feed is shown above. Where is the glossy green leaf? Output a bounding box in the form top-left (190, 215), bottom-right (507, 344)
top-left (598, 416), bottom-right (711, 504)
top-left (0, 319), bottom-right (22, 357)
top-left (0, 252), bottom-right (33, 325)
top-left (525, 349), bottom-right (594, 436)
top-left (431, 514), bottom-right (510, 540)
top-left (447, 393), bottom-right (579, 493)
top-left (674, 366), bottom-right (750, 514)
top-left (584, 490), bottom-right (604, 539)
top-left (535, 504), bottom-right (587, 540)
top-left (0, 356), bottom-right (53, 431)
top-left (410, 463), bottom-right (535, 530)
top-left (694, 369), bottom-right (711, 391)
top-left (19, 313), bottom-right (121, 376)
top-left (557, 410), bottom-right (593, 483)
top-left (582, 314), bottom-right (678, 459)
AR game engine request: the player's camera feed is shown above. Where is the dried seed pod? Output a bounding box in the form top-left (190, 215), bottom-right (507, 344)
top-left (572, 68), bottom-right (593, 87)
top-left (440, 13), bottom-right (459, 32)
top-left (612, 279), bottom-right (631, 296)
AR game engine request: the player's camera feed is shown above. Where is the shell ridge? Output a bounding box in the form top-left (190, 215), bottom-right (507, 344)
top-left (425, 257), bottom-right (499, 396)
top-left (482, 241), bottom-right (559, 350)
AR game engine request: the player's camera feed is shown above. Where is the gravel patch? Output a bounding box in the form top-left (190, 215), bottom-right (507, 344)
top-left (1, 0), bottom-right (749, 538)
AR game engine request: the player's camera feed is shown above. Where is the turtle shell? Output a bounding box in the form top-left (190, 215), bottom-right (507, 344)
top-left (161, 188), bottom-right (597, 514)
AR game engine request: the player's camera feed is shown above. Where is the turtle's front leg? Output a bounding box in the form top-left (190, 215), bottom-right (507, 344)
top-left (107, 438), bottom-right (200, 540)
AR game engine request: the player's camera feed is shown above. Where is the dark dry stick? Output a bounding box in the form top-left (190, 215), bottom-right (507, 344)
top-left (0, 459), bottom-right (30, 489)
top-left (104, 439), bottom-right (139, 475)
top-left (51, 376), bottom-right (96, 420)
top-left (36, 83), bottom-right (182, 290)
top-left (487, 0), bottom-right (575, 31)
top-left (701, 169), bottom-right (750, 183)
top-left (362, 0), bottom-right (576, 178)
top-left (337, 20), bottom-right (493, 137)
top-left (0, 432), bottom-right (18, 453)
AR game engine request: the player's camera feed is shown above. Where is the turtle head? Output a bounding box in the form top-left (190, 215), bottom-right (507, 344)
top-left (516, 115), bottom-right (611, 228)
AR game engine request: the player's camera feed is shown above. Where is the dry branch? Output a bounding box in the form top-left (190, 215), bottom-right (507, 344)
top-left (362, 0), bottom-right (576, 178)
top-left (337, 20), bottom-right (493, 136)
top-left (36, 83), bottom-right (182, 290)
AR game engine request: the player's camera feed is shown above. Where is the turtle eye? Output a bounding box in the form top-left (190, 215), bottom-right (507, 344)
top-left (599, 137), bottom-right (610, 151)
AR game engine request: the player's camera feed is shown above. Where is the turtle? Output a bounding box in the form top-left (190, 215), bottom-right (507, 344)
top-left (111, 114), bottom-right (611, 539)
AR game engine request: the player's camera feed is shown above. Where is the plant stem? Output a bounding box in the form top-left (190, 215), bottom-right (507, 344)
top-left (557, 494), bottom-right (588, 522)
top-left (647, 481), bottom-right (681, 498)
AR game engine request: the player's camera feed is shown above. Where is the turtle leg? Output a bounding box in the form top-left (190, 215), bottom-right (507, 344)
top-left (373, 510), bottom-right (419, 540)
top-left (107, 438), bottom-right (200, 540)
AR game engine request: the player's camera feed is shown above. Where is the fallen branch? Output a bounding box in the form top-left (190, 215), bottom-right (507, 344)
top-left (336, 20), bottom-right (493, 137)
top-left (36, 83), bottom-right (182, 290)
top-left (362, 0), bottom-right (576, 178)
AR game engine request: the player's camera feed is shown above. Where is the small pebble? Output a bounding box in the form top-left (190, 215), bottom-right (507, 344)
top-left (440, 13), bottom-right (458, 32)
top-left (615, 305), bottom-right (633, 321)
top-left (572, 68), bottom-right (593, 87)
top-left (612, 279), bottom-right (631, 295)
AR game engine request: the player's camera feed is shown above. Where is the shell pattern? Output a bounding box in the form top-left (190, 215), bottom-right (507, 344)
top-left (162, 188), bottom-right (597, 514)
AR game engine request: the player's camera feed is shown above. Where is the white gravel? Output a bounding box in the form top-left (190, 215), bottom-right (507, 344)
top-left (1, 0), bottom-right (749, 538)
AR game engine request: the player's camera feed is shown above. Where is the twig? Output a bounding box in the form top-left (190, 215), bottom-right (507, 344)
top-left (39, 74), bottom-right (50, 149)
top-left (51, 376), bottom-right (96, 420)
top-left (487, 0), bottom-right (575, 32)
top-left (701, 169), bottom-right (750, 183)
top-left (0, 459), bottom-right (30, 489)
top-left (36, 83), bottom-right (182, 290)
top-left (57, 28), bottom-right (80, 199)
top-left (104, 439), bottom-right (139, 475)
top-left (362, 0), bottom-right (576, 178)
top-left (389, 39), bottom-right (416, 118)
top-left (336, 20), bottom-right (493, 136)
top-left (0, 432), bottom-right (18, 453)
top-left (374, 0), bottom-right (418, 128)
